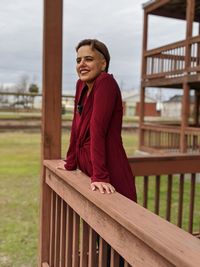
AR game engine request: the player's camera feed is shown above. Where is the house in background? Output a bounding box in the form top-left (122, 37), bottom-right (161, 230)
top-left (122, 91), bottom-right (159, 116)
top-left (161, 94), bottom-right (195, 118)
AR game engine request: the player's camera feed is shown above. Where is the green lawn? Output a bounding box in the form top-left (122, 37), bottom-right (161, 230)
top-left (0, 131), bottom-right (138, 267)
top-left (0, 131), bottom-right (199, 266)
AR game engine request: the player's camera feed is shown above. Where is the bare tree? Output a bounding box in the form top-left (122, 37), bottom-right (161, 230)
top-left (14, 74), bottom-right (30, 108)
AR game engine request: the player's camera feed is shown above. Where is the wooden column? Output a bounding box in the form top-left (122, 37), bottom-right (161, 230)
top-left (39, 0), bottom-right (63, 266)
top-left (194, 90), bottom-right (200, 126)
top-left (180, 83), bottom-right (190, 153)
top-left (180, 0), bottom-right (195, 153)
top-left (139, 11), bottom-right (148, 149)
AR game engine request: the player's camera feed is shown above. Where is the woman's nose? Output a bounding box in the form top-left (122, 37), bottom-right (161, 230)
top-left (79, 58), bottom-right (86, 66)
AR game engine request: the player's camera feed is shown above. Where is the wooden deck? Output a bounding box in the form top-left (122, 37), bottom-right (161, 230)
top-left (39, 1), bottom-right (200, 265)
top-left (39, 156), bottom-right (200, 266)
top-left (139, 0), bottom-right (200, 154)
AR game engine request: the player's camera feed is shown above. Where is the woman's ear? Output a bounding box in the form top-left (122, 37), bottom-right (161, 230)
top-left (101, 59), bottom-right (107, 71)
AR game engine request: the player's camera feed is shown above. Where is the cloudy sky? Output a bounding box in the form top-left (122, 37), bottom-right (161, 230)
top-left (0, 0), bottom-right (189, 94)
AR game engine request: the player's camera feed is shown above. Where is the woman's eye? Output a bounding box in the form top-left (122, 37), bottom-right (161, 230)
top-left (85, 57), bottom-right (93, 62)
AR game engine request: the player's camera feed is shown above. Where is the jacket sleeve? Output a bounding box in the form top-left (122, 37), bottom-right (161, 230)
top-left (90, 77), bottom-right (118, 183)
top-left (64, 89), bottom-right (78, 170)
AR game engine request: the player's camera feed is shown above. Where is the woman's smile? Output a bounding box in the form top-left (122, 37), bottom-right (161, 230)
top-left (76, 45), bottom-right (106, 89)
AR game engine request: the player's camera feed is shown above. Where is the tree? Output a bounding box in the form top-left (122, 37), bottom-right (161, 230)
top-left (14, 75), bottom-right (30, 108)
top-left (29, 83), bottom-right (39, 108)
top-left (29, 83), bottom-right (39, 94)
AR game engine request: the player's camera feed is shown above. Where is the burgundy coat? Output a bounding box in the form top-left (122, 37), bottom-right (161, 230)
top-left (65, 72), bottom-right (137, 201)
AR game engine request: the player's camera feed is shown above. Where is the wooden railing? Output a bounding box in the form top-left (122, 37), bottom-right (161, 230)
top-left (144, 36), bottom-right (200, 80)
top-left (40, 157), bottom-right (200, 267)
top-left (140, 124), bottom-right (200, 153)
top-left (129, 154), bottom-right (200, 236)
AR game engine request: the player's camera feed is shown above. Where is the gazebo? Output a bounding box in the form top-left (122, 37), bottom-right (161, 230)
top-left (39, 0), bottom-right (200, 266)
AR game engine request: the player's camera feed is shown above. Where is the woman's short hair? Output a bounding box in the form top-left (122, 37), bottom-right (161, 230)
top-left (76, 39), bottom-right (110, 73)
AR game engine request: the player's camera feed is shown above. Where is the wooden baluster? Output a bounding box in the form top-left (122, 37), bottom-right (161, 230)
top-left (178, 174), bottom-right (184, 228)
top-left (65, 205), bottom-right (73, 267)
top-left (54, 195), bottom-right (61, 267)
top-left (59, 200), bottom-right (66, 267)
top-left (98, 237), bottom-right (108, 267)
top-left (161, 54), bottom-right (164, 73)
top-left (147, 57), bottom-right (150, 75)
top-left (49, 190), bottom-right (56, 266)
top-left (110, 248), bottom-right (119, 267)
top-left (188, 174), bottom-right (196, 233)
top-left (155, 175), bottom-right (160, 215)
top-left (72, 211), bottom-right (80, 267)
top-left (175, 48), bottom-right (178, 73)
top-left (88, 228), bottom-right (97, 267)
top-left (124, 261), bottom-right (132, 267)
top-left (151, 57), bottom-right (154, 74)
top-left (166, 50), bottom-right (169, 72)
top-left (166, 175), bottom-right (172, 221)
top-left (182, 46), bottom-right (184, 70)
top-left (169, 50), bottom-right (171, 73)
top-left (156, 57), bottom-right (158, 73)
top-left (143, 176), bottom-right (149, 208)
top-left (80, 220), bottom-right (89, 267)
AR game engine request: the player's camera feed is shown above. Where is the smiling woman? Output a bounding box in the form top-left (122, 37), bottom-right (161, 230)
top-left (58, 39), bottom-right (137, 202)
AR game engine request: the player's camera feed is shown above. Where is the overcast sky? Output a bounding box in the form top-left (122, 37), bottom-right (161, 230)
top-left (0, 0), bottom-right (190, 94)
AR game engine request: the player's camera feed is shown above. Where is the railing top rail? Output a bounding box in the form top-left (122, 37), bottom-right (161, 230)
top-left (129, 154), bottom-right (200, 176)
top-left (44, 159), bottom-right (200, 267)
top-left (185, 126), bottom-right (200, 133)
top-left (144, 35), bottom-right (200, 57)
top-left (141, 123), bottom-right (181, 133)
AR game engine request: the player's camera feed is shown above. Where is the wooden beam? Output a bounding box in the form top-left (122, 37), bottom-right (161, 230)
top-left (185, 0), bottom-right (195, 72)
top-left (194, 90), bottom-right (200, 126)
top-left (41, 0), bottom-right (63, 160)
top-left (180, 82), bottom-right (190, 153)
top-left (143, 0), bottom-right (171, 14)
top-left (139, 11), bottom-right (148, 149)
top-left (39, 0), bottom-right (63, 266)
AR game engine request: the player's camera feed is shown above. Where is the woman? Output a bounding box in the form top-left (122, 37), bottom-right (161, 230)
top-left (61, 39), bottom-right (137, 202)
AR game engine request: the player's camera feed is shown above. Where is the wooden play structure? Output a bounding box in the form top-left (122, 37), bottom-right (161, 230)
top-left (39, 0), bottom-right (200, 266)
top-left (139, 0), bottom-right (200, 154)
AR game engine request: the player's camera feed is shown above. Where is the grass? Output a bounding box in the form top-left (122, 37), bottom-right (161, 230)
top-left (0, 132), bottom-right (40, 267)
top-left (0, 131), bottom-right (138, 267)
top-left (0, 131), bottom-right (199, 266)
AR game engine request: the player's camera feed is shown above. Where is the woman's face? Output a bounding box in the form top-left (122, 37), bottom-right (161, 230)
top-left (76, 45), bottom-right (106, 88)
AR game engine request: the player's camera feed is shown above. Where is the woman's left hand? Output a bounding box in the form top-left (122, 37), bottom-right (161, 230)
top-left (90, 182), bottom-right (115, 194)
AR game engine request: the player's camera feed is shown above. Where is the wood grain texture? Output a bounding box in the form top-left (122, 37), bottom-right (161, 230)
top-left (44, 161), bottom-right (200, 267)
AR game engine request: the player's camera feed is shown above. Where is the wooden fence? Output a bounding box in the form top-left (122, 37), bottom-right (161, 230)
top-left (140, 124), bottom-right (200, 154)
top-left (40, 155), bottom-right (200, 267)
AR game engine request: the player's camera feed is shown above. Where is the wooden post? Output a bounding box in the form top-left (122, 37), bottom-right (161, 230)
top-left (139, 11), bottom-right (148, 149)
top-left (194, 90), bottom-right (200, 126)
top-left (180, 82), bottom-right (190, 153)
top-left (39, 0), bottom-right (63, 266)
top-left (180, 0), bottom-right (195, 153)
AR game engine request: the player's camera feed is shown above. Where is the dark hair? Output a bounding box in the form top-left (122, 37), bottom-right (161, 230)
top-left (76, 39), bottom-right (110, 72)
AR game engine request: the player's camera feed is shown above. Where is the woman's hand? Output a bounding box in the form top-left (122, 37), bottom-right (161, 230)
top-left (90, 182), bottom-right (115, 194)
top-left (56, 161), bottom-right (66, 170)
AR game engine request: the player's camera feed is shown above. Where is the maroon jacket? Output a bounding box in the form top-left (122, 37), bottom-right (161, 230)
top-left (65, 72), bottom-right (137, 201)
